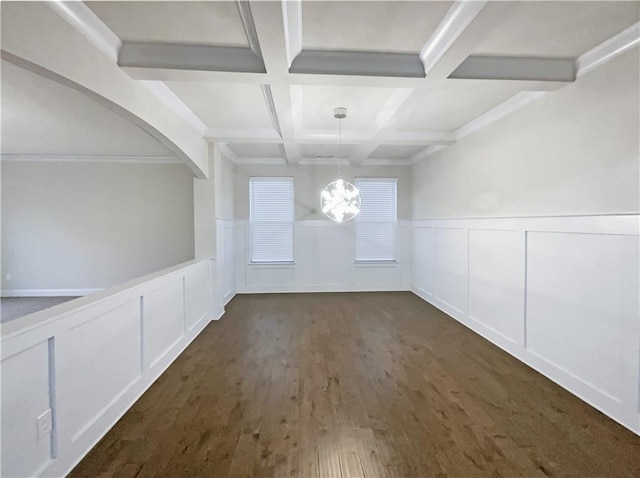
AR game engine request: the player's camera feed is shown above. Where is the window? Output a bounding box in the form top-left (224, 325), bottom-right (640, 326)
top-left (355, 178), bottom-right (397, 262)
top-left (249, 177), bottom-right (294, 263)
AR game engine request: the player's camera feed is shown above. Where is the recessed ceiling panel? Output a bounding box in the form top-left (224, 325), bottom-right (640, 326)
top-left (368, 144), bottom-right (426, 160)
top-left (166, 82), bottom-right (275, 130)
top-left (302, 1), bottom-right (453, 53)
top-left (473, 1), bottom-right (639, 58)
top-left (227, 143), bottom-right (283, 158)
top-left (299, 85), bottom-right (397, 130)
top-left (1, 61), bottom-right (173, 157)
top-left (87, 1), bottom-right (248, 46)
top-left (394, 81), bottom-right (521, 132)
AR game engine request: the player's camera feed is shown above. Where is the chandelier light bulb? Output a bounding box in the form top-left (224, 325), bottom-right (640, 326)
top-left (321, 179), bottom-right (361, 223)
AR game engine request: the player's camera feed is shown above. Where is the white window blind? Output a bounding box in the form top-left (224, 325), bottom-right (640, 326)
top-left (355, 178), bottom-right (397, 262)
top-left (250, 177), bottom-right (294, 263)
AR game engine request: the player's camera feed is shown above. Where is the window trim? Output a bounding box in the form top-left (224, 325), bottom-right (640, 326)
top-left (354, 177), bottom-right (398, 263)
top-left (249, 176), bottom-right (295, 265)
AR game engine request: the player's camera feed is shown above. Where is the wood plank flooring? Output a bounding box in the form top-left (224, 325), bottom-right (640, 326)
top-left (70, 292), bottom-right (640, 477)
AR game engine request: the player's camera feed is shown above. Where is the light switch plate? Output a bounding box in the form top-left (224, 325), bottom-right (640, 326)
top-left (36, 408), bottom-right (52, 441)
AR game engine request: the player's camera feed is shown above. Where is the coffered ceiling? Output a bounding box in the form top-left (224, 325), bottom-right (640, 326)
top-left (3, 1), bottom-right (639, 167)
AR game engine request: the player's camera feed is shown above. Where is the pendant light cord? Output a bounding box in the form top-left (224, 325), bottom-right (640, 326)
top-left (338, 116), bottom-right (342, 178)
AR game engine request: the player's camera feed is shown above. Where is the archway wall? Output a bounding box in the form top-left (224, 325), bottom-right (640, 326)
top-left (1, 2), bottom-right (209, 178)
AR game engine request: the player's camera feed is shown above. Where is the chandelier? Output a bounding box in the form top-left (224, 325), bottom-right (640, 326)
top-left (320, 107), bottom-right (361, 223)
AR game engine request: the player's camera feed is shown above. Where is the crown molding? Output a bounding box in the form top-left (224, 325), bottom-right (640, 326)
top-left (140, 81), bottom-right (207, 135)
top-left (235, 157), bottom-right (288, 165)
top-left (47, 0), bottom-right (122, 62)
top-left (420, 0), bottom-right (488, 76)
top-left (0, 154), bottom-right (180, 164)
top-left (361, 159), bottom-right (413, 167)
top-left (456, 91), bottom-right (548, 140)
top-left (299, 157), bottom-right (350, 166)
top-left (576, 22), bottom-right (640, 78)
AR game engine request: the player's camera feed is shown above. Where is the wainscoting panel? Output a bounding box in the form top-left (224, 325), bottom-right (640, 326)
top-left (64, 300), bottom-right (141, 443)
top-left (185, 264), bottom-right (210, 331)
top-left (411, 215), bottom-right (640, 435)
top-left (216, 219), bottom-right (237, 307)
top-left (144, 281), bottom-right (185, 368)
top-left (526, 230), bottom-right (639, 421)
top-left (236, 220), bottom-right (411, 293)
top-left (412, 226), bottom-right (435, 297)
top-left (433, 227), bottom-right (468, 316)
top-left (1, 340), bottom-right (52, 478)
top-left (1, 259), bottom-right (219, 477)
top-left (468, 229), bottom-right (524, 347)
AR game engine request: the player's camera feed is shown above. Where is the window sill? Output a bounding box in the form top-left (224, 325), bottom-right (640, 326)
top-left (248, 262), bottom-right (296, 268)
top-left (353, 260), bottom-right (399, 268)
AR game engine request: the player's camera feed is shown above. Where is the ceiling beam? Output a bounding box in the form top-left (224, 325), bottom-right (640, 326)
top-left (290, 50), bottom-right (425, 78)
top-left (118, 42), bottom-right (266, 74)
top-left (348, 88), bottom-right (416, 164)
top-left (449, 55), bottom-right (576, 82)
top-left (420, 0), bottom-right (487, 76)
top-left (205, 129), bottom-right (455, 146)
top-left (281, 0), bottom-right (302, 69)
top-left (236, 0), bottom-right (264, 60)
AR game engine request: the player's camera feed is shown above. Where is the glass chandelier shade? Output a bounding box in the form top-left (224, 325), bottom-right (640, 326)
top-left (321, 107), bottom-right (361, 222)
top-left (321, 179), bottom-right (361, 223)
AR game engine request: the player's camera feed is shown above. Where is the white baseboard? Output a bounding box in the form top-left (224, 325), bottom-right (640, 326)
top-left (223, 289), bottom-right (236, 306)
top-left (1, 288), bottom-right (102, 298)
top-left (237, 284), bottom-right (410, 294)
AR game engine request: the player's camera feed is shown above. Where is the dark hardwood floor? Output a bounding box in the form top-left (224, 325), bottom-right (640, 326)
top-left (71, 292), bottom-right (640, 477)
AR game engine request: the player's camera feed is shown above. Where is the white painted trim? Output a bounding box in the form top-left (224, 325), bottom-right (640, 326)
top-left (299, 157), bottom-right (350, 165)
top-left (359, 159), bottom-right (413, 166)
top-left (420, 0), bottom-right (488, 75)
top-left (412, 23), bottom-right (639, 163)
top-left (576, 22), bottom-right (640, 78)
top-left (237, 285), bottom-right (410, 294)
top-left (47, 0), bottom-right (122, 62)
top-left (409, 145), bottom-right (446, 163)
top-left (236, 0), bottom-right (263, 59)
top-left (204, 128), bottom-right (281, 141)
top-left (236, 156), bottom-right (288, 165)
top-left (223, 290), bottom-right (237, 306)
top-left (0, 154), bottom-right (181, 164)
top-left (456, 91), bottom-right (548, 140)
top-left (260, 84), bottom-right (283, 138)
top-left (282, 0), bottom-right (303, 69)
top-left (139, 81), bottom-right (207, 135)
top-left (1, 289), bottom-right (102, 298)
top-left (410, 91), bottom-right (547, 161)
top-left (217, 143), bottom-right (239, 163)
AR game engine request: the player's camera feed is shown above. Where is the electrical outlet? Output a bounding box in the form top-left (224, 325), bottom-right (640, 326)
top-left (36, 409), bottom-right (52, 441)
top-left (5, 273), bottom-right (11, 281)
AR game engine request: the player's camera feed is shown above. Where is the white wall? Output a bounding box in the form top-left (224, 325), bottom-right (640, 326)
top-left (412, 48), bottom-right (639, 219)
top-left (1, 258), bottom-right (220, 478)
top-left (215, 151), bottom-right (237, 305)
top-left (234, 163), bottom-right (412, 220)
top-left (1, 161), bottom-right (195, 295)
top-left (410, 49), bottom-right (640, 434)
top-left (232, 163), bottom-right (412, 293)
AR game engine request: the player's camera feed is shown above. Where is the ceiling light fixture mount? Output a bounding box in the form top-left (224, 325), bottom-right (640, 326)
top-left (320, 107), bottom-right (361, 223)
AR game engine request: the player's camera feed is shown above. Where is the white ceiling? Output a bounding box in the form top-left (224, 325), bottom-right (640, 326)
top-left (86, 1), bottom-right (248, 47)
top-left (3, 1), bottom-right (639, 166)
top-left (301, 1), bottom-right (454, 53)
top-left (0, 60), bottom-right (174, 157)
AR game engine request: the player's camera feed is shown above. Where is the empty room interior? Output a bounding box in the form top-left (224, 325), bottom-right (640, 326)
top-left (1, 0), bottom-right (640, 476)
